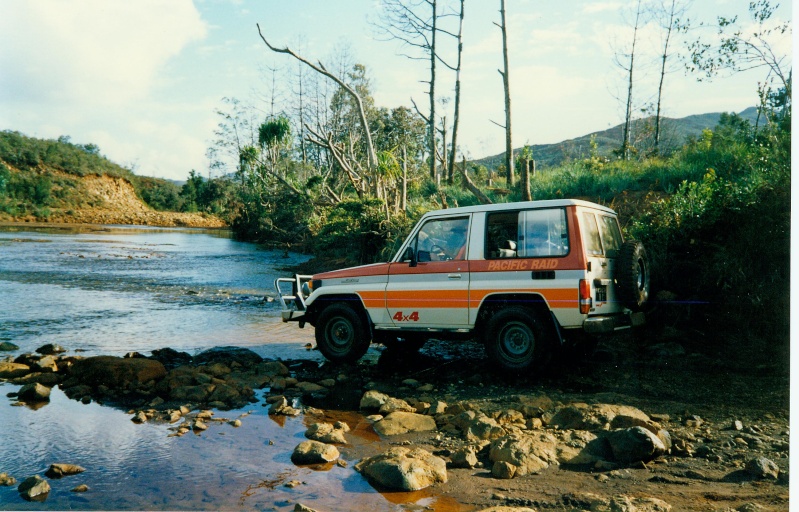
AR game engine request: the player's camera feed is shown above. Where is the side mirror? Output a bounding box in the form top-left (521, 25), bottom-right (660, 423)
top-left (402, 246), bottom-right (418, 267)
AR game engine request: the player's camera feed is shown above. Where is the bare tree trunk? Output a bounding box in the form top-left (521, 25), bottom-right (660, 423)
top-left (521, 158), bottom-right (532, 201)
top-left (621, 0), bottom-right (642, 161)
top-left (401, 145), bottom-right (408, 212)
top-left (654, 0), bottom-right (685, 155)
top-left (429, 0), bottom-right (438, 182)
top-left (497, 0), bottom-right (514, 184)
top-left (447, 0), bottom-right (465, 186)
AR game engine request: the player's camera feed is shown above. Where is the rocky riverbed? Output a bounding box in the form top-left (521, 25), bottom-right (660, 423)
top-left (0, 331), bottom-right (789, 511)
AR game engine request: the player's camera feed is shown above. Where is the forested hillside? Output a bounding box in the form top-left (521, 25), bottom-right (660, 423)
top-left (0, 131), bottom-right (226, 227)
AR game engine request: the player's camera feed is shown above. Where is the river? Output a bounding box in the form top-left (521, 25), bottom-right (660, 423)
top-left (0, 225), bottom-right (460, 511)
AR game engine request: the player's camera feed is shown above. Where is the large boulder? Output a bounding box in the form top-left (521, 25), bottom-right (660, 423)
top-left (547, 403), bottom-right (656, 432)
top-left (291, 441), bottom-right (340, 465)
top-left (149, 348), bottom-right (193, 370)
top-left (45, 463), bottom-right (85, 478)
top-left (606, 426), bottom-right (667, 463)
top-left (18, 382), bottom-right (51, 402)
top-left (355, 447), bottom-right (447, 491)
top-left (35, 344), bottom-right (66, 355)
top-left (193, 346), bottom-right (262, 368)
top-left (360, 390), bottom-right (391, 410)
top-left (489, 430), bottom-right (607, 478)
top-left (70, 356), bottom-right (166, 390)
top-left (0, 362), bottom-right (30, 379)
top-left (373, 411), bottom-right (437, 436)
top-left (305, 422), bottom-right (349, 444)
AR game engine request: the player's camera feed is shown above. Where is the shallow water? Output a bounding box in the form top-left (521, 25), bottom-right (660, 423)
top-left (0, 225), bottom-right (466, 511)
top-left (0, 225), bottom-right (309, 357)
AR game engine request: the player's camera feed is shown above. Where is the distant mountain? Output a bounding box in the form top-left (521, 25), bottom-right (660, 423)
top-left (474, 107), bottom-right (761, 170)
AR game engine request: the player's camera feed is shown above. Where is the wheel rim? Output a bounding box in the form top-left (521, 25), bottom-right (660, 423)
top-left (499, 321), bottom-right (534, 363)
top-left (326, 317), bottom-right (354, 354)
top-left (636, 258), bottom-right (645, 290)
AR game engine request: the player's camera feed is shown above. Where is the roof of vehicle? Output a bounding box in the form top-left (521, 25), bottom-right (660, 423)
top-left (419, 199), bottom-right (616, 218)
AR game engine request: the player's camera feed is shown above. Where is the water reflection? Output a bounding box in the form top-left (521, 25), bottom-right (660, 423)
top-left (0, 225), bottom-right (474, 511)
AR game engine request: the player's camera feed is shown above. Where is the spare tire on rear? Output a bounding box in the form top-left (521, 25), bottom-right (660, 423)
top-left (616, 240), bottom-right (650, 310)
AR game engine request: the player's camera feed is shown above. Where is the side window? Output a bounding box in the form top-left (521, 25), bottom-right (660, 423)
top-left (581, 212), bottom-right (603, 256)
top-left (414, 217), bottom-right (469, 262)
top-left (485, 211), bottom-right (519, 258)
top-left (486, 208), bottom-right (569, 258)
top-left (518, 209), bottom-right (569, 257)
top-left (599, 215), bottom-right (622, 258)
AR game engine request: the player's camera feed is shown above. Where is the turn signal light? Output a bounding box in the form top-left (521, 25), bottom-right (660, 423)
top-left (579, 279), bottom-right (592, 314)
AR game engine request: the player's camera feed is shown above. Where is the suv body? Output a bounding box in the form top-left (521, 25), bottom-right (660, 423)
top-left (275, 199), bottom-right (648, 370)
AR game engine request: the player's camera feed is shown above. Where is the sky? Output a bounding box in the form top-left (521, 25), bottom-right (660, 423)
top-left (0, 0), bottom-right (792, 181)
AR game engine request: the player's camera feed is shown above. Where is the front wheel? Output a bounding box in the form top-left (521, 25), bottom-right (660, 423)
top-left (483, 307), bottom-right (550, 372)
top-left (315, 303), bottom-right (371, 363)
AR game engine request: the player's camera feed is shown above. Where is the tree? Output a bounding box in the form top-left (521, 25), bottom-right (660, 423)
top-left (496, 0), bottom-right (514, 183)
top-left (652, 0), bottom-right (691, 155)
top-left (447, 0), bottom-right (465, 185)
top-left (687, 1), bottom-right (791, 126)
top-left (613, 0), bottom-right (644, 161)
top-left (257, 24), bottom-right (378, 171)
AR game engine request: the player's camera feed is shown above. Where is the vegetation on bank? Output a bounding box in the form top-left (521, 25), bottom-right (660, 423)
top-left (0, 131), bottom-right (237, 219)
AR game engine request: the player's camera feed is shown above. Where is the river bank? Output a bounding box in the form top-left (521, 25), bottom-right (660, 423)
top-left (0, 208), bottom-right (226, 228)
top-left (1, 328), bottom-right (789, 511)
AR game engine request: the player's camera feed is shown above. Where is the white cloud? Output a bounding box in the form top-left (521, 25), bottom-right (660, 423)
top-left (0, 0), bottom-right (207, 105)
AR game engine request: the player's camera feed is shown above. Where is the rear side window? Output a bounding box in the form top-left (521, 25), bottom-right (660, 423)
top-left (486, 208), bottom-right (569, 259)
top-left (599, 215), bottom-right (622, 258)
top-left (581, 212), bottom-right (603, 256)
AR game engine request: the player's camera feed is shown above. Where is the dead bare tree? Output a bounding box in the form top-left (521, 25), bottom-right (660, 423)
top-left (652, 0), bottom-right (691, 155)
top-left (257, 24), bottom-right (378, 172)
top-left (447, 0), bottom-right (465, 185)
top-left (614, 0), bottom-right (644, 161)
top-left (496, 0), bottom-right (514, 184)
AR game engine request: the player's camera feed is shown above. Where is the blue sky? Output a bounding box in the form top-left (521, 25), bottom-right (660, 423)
top-left (0, 0), bottom-right (791, 181)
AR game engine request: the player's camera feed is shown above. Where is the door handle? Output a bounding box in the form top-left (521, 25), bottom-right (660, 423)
top-left (448, 274), bottom-right (462, 279)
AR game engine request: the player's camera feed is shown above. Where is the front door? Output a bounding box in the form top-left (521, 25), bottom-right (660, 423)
top-left (386, 216), bottom-right (471, 328)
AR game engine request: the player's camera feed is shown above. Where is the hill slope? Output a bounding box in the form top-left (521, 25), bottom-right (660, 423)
top-left (475, 107), bottom-right (760, 170)
top-left (0, 131), bottom-right (225, 227)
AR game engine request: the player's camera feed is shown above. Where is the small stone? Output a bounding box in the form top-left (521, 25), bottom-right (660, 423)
top-left (0, 341), bottom-right (19, 351)
top-left (492, 460), bottom-right (517, 479)
top-left (733, 420), bottom-right (744, 431)
top-left (131, 411), bottom-right (147, 424)
top-left (284, 480), bottom-right (302, 488)
top-left (449, 447), bottom-right (478, 468)
top-left (0, 472), bottom-right (16, 486)
top-left (229, 419), bottom-right (242, 428)
top-left (71, 484), bottom-right (89, 493)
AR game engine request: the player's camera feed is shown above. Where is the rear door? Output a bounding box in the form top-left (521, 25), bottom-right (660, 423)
top-left (386, 215), bottom-right (471, 328)
top-left (579, 209), bottom-right (624, 314)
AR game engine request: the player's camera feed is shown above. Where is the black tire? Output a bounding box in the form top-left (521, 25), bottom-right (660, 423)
top-left (315, 303), bottom-right (371, 363)
top-left (617, 240), bottom-right (650, 311)
top-left (484, 307), bottom-right (550, 371)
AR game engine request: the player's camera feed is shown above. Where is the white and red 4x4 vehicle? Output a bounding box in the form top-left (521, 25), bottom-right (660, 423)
top-left (275, 199), bottom-right (649, 371)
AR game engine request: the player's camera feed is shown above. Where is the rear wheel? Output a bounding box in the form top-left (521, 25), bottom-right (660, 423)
top-left (484, 307), bottom-right (550, 372)
top-left (315, 303), bottom-right (371, 363)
